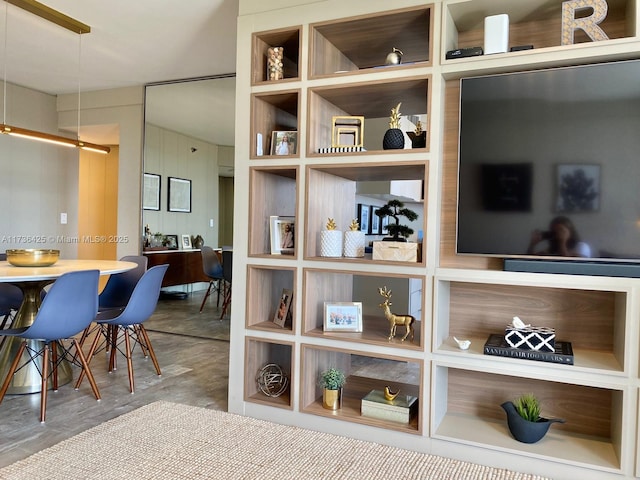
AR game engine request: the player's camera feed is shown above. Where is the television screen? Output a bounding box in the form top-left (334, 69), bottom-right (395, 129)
top-left (456, 59), bottom-right (640, 264)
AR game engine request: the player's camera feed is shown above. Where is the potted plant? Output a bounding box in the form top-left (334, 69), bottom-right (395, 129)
top-left (501, 393), bottom-right (565, 444)
top-left (406, 119), bottom-right (426, 149)
top-left (319, 367), bottom-right (346, 410)
top-left (375, 199), bottom-right (418, 242)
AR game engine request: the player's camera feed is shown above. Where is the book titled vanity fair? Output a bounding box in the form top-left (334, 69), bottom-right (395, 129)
top-left (484, 334), bottom-right (574, 365)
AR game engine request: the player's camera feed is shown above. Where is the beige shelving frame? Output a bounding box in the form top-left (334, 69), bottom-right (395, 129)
top-left (230, 1), bottom-right (640, 478)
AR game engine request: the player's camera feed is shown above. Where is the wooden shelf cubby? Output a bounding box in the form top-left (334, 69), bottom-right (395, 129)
top-left (246, 265), bottom-right (296, 333)
top-left (433, 270), bottom-right (631, 376)
top-left (301, 344), bottom-right (423, 434)
top-left (309, 5), bottom-right (433, 78)
top-left (250, 90), bottom-right (300, 159)
top-left (304, 161), bottom-right (427, 263)
top-left (248, 166), bottom-right (298, 257)
top-left (307, 76), bottom-right (431, 156)
top-left (252, 26), bottom-right (302, 85)
top-left (432, 364), bottom-right (626, 473)
top-left (245, 337), bottom-right (295, 409)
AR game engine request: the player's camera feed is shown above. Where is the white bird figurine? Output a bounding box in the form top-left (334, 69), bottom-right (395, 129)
top-left (453, 336), bottom-right (471, 350)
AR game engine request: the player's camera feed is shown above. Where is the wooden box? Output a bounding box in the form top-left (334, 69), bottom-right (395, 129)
top-left (372, 241), bottom-right (418, 262)
top-left (361, 389), bottom-right (418, 424)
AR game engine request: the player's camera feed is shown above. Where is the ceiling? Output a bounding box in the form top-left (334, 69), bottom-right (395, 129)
top-left (0, 0), bottom-right (239, 145)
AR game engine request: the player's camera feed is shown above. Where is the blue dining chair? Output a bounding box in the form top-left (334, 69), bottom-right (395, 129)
top-left (0, 270), bottom-right (101, 423)
top-left (0, 283), bottom-right (22, 329)
top-left (76, 264), bottom-right (168, 394)
top-left (199, 246), bottom-right (224, 313)
top-left (219, 250), bottom-right (232, 319)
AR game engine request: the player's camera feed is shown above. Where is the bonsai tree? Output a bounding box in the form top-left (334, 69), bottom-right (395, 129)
top-left (514, 393), bottom-right (541, 422)
top-left (318, 367), bottom-right (346, 390)
top-left (375, 199), bottom-right (418, 241)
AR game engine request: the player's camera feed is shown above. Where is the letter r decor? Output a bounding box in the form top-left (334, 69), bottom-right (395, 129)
top-left (561, 0), bottom-right (610, 45)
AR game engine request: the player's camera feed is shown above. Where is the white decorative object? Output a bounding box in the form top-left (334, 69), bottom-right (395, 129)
top-left (453, 337), bottom-right (471, 350)
top-left (343, 230), bottom-right (365, 257)
top-left (320, 230), bottom-right (343, 257)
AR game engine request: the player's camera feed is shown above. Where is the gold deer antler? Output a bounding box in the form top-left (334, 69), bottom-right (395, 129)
top-left (378, 286), bottom-right (392, 299)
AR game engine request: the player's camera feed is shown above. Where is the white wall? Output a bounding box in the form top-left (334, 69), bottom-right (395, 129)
top-left (0, 82), bottom-right (79, 258)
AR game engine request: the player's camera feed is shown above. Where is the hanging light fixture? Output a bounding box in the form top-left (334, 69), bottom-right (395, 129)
top-left (1, 0), bottom-right (110, 154)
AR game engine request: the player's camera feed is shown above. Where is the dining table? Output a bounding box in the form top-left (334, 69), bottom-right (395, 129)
top-left (0, 258), bottom-right (137, 395)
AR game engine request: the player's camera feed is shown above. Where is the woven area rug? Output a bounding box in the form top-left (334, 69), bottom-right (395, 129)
top-left (0, 401), bottom-right (549, 480)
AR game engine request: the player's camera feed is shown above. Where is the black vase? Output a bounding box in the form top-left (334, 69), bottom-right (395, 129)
top-left (383, 128), bottom-right (404, 150)
top-left (501, 401), bottom-right (565, 444)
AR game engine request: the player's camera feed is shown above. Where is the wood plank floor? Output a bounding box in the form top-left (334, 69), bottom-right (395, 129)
top-left (0, 294), bottom-right (229, 468)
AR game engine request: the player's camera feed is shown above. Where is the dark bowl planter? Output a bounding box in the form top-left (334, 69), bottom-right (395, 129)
top-left (501, 401), bottom-right (565, 444)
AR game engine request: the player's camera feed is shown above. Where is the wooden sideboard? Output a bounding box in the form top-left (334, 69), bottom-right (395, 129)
top-left (143, 249), bottom-right (210, 287)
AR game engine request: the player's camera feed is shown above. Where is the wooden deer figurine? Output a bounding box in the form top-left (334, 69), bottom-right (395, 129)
top-left (378, 286), bottom-right (415, 342)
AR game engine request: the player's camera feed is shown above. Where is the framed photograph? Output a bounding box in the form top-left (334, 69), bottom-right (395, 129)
top-left (142, 173), bottom-right (161, 211)
top-left (181, 234), bottom-right (192, 249)
top-left (270, 215), bottom-right (295, 255)
top-left (273, 288), bottom-right (293, 327)
top-left (357, 204), bottom-right (370, 233)
top-left (370, 206), bottom-right (381, 235)
top-left (165, 234), bottom-right (179, 250)
top-left (556, 164), bottom-right (600, 213)
top-left (270, 131), bottom-right (298, 156)
top-left (168, 177), bottom-right (192, 212)
top-left (381, 214), bottom-right (390, 235)
top-left (323, 302), bottom-right (363, 332)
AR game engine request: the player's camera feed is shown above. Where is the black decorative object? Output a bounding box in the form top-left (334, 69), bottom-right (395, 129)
top-left (383, 102), bottom-right (405, 150)
top-left (501, 400), bottom-right (565, 444)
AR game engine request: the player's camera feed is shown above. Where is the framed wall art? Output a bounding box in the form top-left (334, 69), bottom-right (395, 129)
top-left (556, 164), bottom-right (600, 212)
top-left (142, 173), bottom-right (161, 211)
top-left (323, 302), bottom-right (363, 332)
top-left (168, 177), bottom-right (192, 212)
top-left (357, 204), bottom-right (370, 234)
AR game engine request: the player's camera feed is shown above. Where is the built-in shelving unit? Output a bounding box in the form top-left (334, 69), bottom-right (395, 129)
top-left (231, 1), bottom-right (640, 478)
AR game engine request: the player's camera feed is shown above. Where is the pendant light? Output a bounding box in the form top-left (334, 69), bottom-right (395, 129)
top-left (1, 0), bottom-right (110, 154)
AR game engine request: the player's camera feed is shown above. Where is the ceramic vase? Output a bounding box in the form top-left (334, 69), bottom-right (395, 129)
top-left (320, 230), bottom-right (343, 257)
top-left (322, 388), bottom-right (342, 410)
top-left (343, 230), bottom-right (365, 257)
top-left (501, 401), bottom-right (565, 444)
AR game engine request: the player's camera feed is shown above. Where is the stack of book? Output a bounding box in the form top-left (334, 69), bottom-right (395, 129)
top-left (483, 333), bottom-right (574, 365)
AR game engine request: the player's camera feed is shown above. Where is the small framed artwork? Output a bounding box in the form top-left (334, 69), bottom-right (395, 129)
top-left (273, 288), bottom-right (293, 327)
top-left (381, 214), bottom-right (390, 235)
top-left (556, 164), bottom-right (600, 213)
top-left (142, 173), bottom-right (161, 211)
top-left (370, 206), bottom-right (381, 235)
top-left (357, 204), bottom-right (370, 233)
top-left (181, 234), bottom-right (192, 249)
top-left (271, 131), bottom-right (297, 156)
top-left (324, 302), bottom-right (363, 332)
top-left (168, 177), bottom-right (192, 213)
top-left (270, 215), bottom-right (295, 255)
top-left (165, 234), bottom-right (179, 250)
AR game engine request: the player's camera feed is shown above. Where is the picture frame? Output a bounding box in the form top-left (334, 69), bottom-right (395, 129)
top-left (556, 164), bottom-right (600, 213)
top-left (481, 163), bottom-right (532, 212)
top-left (164, 234), bottom-right (179, 250)
top-left (142, 173), bottom-right (161, 211)
top-left (270, 215), bottom-right (295, 255)
top-left (168, 177), bottom-right (192, 213)
top-left (270, 131), bottom-right (297, 156)
top-left (323, 302), bottom-right (363, 332)
top-left (357, 204), bottom-right (370, 233)
top-left (273, 288), bottom-right (293, 327)
top-left (181, 234), bottom-right (192, 249)
top-left (369, 206), bottom-right (381, 235)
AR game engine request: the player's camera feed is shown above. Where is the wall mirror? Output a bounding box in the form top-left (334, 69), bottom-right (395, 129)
top-left (142, 74), bottom-right (236, 251)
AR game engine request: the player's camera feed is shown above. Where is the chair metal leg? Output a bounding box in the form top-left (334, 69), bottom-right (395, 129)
top-left (0, 340), bottom-right (27, 404)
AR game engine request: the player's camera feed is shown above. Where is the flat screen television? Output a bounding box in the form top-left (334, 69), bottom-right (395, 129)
top-left (456, 58), bottom-right (640, 274)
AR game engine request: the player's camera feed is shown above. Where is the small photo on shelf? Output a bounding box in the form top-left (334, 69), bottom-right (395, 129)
top-left (164, 234), bottom-right (179, 250)
top-left (273, 288), bottom-right (293, 327)
top-left (181, 234), bottom-right (192, 249)
top-left (271, 131), bottom-right (297, 155)
top-left (270, 215), bottom-right (295, 255)
top-left (323, 302), bottom-right (363, 332)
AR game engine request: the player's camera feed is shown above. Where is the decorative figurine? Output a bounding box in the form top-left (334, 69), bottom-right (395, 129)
top-left (453, 336), bottom-right (471, 350)
top-left (378, 286), bottom-right (415, 342)
top-left (320, 217), bottom-right (342, 257)
top-left (267, 46), bottom-right (284, 81)
top-left (385, 47), bottom-right (403, 65)
top-left (384, 385), bottom-right (400, 401)
top-left (343, 218), bottom-right (365, 257)
top-left (382, 102), bottom-right (404, 150)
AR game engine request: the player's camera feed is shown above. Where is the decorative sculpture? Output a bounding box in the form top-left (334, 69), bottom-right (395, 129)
top-left (377, 286), bottom-right (415, 342)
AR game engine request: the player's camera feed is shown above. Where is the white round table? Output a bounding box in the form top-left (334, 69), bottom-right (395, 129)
top-left (0, 259), bottom-right (136, 394)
